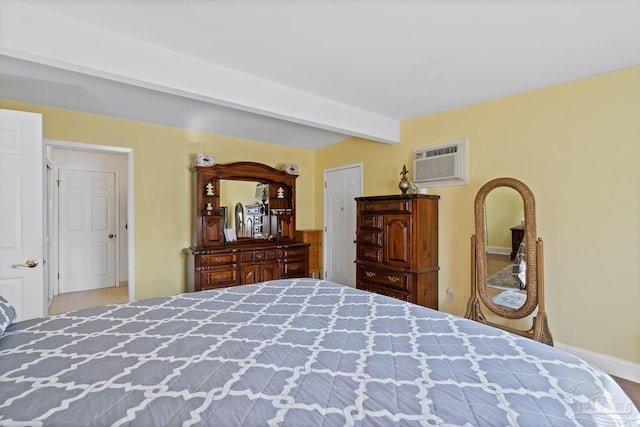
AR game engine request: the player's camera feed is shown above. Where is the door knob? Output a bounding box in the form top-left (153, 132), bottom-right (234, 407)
top-left (11, 258), bottom-right (39, 268)
top-left (109, 234), bottom-right (116, 238)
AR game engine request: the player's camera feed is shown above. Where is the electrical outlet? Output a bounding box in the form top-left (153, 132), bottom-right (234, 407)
top-left (446, 288), bottom-right (454, 299)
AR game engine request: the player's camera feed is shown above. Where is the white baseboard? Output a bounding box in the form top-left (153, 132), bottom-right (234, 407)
top-left (486, 246), bottom-right (510, 256)
top-left (555, 342), bottom-right (640, 383)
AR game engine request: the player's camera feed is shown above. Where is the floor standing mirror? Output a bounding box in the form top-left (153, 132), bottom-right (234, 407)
top-left (465, 177), bottom-right (553, 345)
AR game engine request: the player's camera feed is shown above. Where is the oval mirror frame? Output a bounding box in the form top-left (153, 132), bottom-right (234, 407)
top-left (465, 177), bottom-right (553, 345)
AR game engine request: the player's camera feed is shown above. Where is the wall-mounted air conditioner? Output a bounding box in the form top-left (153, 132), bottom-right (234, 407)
top-left (413, 138), bottom-right (468, 187)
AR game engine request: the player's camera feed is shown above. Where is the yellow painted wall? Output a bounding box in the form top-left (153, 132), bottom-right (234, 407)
top-left (0, 100), bottom-right (315, 300)
top-left (316, 66), bottom-right (640, 363)
top-left (3, 65), bottom-right (638, 364)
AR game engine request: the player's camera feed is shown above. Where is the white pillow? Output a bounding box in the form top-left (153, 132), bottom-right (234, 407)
top-left (0, 296), bottom-right (17, 336)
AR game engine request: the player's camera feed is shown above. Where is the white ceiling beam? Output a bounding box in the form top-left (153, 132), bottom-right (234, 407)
top-left (0, 1), bottom-right (399, 144)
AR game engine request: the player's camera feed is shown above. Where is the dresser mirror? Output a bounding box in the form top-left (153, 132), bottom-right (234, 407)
top-left (192, 161), bottom-right (297, 246)
top-left (465, 177), bottom-right (553, 345)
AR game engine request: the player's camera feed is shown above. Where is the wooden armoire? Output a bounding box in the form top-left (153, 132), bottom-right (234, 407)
top-left (355, 194), bottom-right (439, 309)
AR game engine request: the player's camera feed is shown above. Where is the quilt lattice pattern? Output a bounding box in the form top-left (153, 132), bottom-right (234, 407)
top-left (1, 279), bottom-right (638, 426)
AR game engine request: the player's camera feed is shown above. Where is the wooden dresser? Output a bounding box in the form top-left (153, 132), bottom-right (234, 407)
top-left (295, 229), bottom-right (322, 279)
top-left (185, 242), bottom-right (308, 292)
top-left (184, 162), bottom-right (309, 292)
top-left (355, 194), bottom-right (439, 309)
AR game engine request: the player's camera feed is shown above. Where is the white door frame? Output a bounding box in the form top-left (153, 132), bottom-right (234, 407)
top-left (45, 160), bottom-right (54, 304)
top-left (322, 162), bottom-right (363, 284)
top-left (45, 139), bottom-right (135, 303)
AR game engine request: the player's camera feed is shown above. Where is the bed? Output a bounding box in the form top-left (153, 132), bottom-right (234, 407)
top-left (1, 279), bottom-right (638, 426)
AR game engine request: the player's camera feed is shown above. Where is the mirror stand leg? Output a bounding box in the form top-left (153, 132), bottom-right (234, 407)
top-left (533, 311), bottom-right (554, 346)
top-left (464, 297), bottom-right (485, 322)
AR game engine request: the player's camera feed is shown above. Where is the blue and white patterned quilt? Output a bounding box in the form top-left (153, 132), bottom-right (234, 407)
top-left (1, 279), bottom-right (638, 426)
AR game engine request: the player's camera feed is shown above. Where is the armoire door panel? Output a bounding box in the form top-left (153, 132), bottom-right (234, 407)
top-left (384, 214), bottom-right (411, 267)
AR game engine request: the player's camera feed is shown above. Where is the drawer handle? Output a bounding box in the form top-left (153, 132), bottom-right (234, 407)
top-left (365, 271), bottom-right (376, 277)
top-left (215, 257), bottom-right (226, 263)
top-left (289, 265), bottom-right (300, 271)
top-left (215, 274), bottom-right (228, 280)
top-left (364, 250), bottom-right (375, 257)
top-left (387, 276), bottom-right (400, 283)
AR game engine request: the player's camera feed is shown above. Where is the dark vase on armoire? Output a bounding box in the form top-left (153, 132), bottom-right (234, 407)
top-left (355, 194), bottom-right (439, 309)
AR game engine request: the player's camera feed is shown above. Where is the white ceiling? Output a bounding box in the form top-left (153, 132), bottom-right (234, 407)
top-left (1, 0), bottom-right (639, 150)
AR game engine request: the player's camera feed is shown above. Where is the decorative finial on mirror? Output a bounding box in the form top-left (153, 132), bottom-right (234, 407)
top-left (399, 164), bottom-right (410, 194)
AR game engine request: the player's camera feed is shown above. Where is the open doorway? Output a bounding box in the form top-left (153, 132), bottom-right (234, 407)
top-left (45, 140), bottom-right (134, 313)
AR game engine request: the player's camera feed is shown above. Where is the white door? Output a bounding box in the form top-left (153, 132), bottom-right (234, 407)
top-left (0, 109), bottom-right (44, 321)
top-left (323, 164), bottom-right (362, 287)
top-left (58, 169), bottom-right (117, 293)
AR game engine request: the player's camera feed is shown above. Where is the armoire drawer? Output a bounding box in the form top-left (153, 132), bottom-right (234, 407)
top-left (357, 230), bottom-right (382, 246)
top-left (357, 282), bottom-right (410, 301)
top-left (360, 214), bottom-right (383, 229)
top-left (357, 245), bottom-right (382, 263)
top-left (357, 265), bottom-right (409, 290)
top-left (362, 200), bottom-right (411, 213)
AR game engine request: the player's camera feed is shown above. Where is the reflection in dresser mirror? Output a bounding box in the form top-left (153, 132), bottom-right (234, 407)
top-left (465, 177), bottom-right (553, 345)
top-left (219, 180), bottom-right (266, 238)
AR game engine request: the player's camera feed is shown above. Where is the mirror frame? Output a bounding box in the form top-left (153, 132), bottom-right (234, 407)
top-left (465, 177), bottom-right (553, 345)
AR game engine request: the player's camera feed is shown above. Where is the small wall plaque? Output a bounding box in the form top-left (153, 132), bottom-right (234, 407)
top-left (276, 163), bottom-right (299, 175)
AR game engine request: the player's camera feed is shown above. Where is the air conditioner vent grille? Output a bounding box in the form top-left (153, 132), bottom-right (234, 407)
top-left (425, 146), bottom-right (457, 157)
top-left (416, 155), bottom-right (456, 181)
top-left (413, 139), bottom-right (468, 187)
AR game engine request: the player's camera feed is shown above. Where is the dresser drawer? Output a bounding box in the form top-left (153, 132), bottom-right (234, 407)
top-left (201, 281), bottom-right (240, 291)
top-left (200, 267), bottom-right (239, 287)
top-left (200, 253), bottom-right (238, 267)
top-left (280, 261), bottom-right (306, 278)
top-left (362, 200), bottom-right (411, 213)
top-left (278, 247), bottom-right (307, 260)
top-left (357, 245), bottom-right (382, 263)
top-left (357, 265), bottom-right (409, 290)
top-left (241, 249), bottom-right (276, 263)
